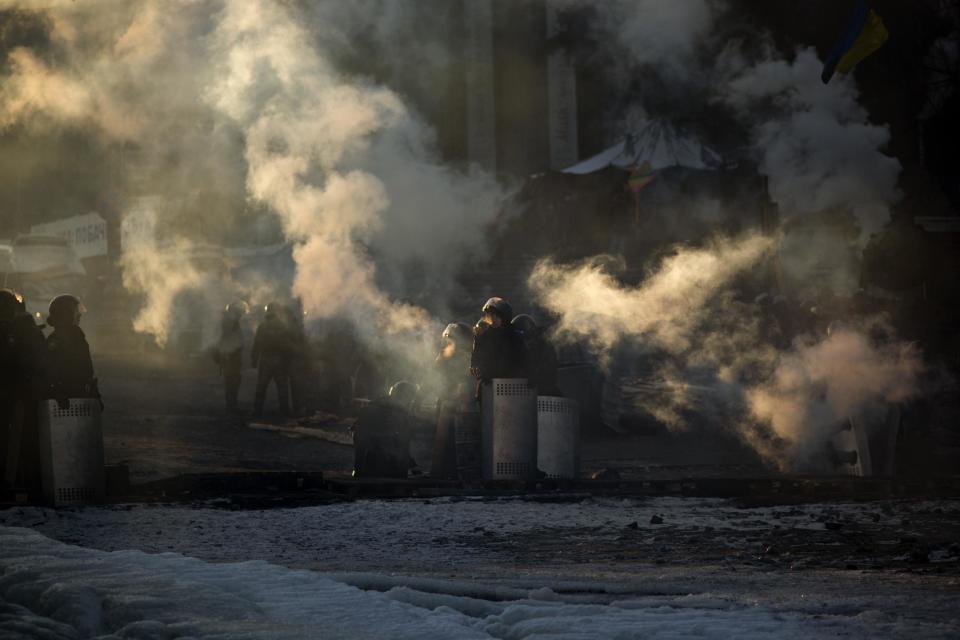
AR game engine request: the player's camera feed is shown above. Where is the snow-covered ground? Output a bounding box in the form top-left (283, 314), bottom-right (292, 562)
top-left (2, 496), bottom-right (959, 638)
top-left (4, 524), bottom-right (933, 640)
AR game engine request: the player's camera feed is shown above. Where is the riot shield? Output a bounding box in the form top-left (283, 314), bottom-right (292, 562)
top-left (38, 398), bottom-right (105, 506)
top-left (537, 396), bottom-right (580, 479)
top-left (453, 400), bottom-right (481, 482)
top-left (480, 379), bottom-right (537, 480)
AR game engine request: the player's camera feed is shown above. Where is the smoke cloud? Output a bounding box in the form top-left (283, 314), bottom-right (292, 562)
top-left (747, 324), bottom-right (923, 467)
top-left (0, 1), bottom-right (504, 371)
top-left (598, 0), bottom-right (719, 70)
top-left (529, 234), bottom-right (773, 360)
top-left (528, 1), bottom-right (918, 470)
top-left (722, 47), bottom-right (902, 241)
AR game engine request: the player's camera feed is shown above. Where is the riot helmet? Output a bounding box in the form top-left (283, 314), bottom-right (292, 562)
top-left (388, 380), bottom-right (417, 407)
top-left (442, 322), bottom-right (473, 348)
top-left (510, 314), bottom-right (537, 334)
top-left (0, 289), bottom-right (17, 321)
top-left (47, 294), bottom-right (85, 328)
top-left (481, 297), bottom-right (513, 325)
top-left (225, 301), bottom-right (249, 318)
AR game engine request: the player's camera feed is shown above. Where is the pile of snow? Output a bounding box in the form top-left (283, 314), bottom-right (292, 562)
top-left (0, 525), bottom-right (905, 639)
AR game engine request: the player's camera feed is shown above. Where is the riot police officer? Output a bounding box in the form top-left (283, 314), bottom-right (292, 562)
top-left (251, 302), bottom-right (293, 417)
top-left (511, 314), bottom-right (561, 396)
top-left (353, 380), bottom-right (418, 478)
top-left (8, 293), bottom-right (46, 489)
top-left (430, 322), bottom-right (474, 480)
top-left (436, 322), bottom-right (474, 403)
top-left (285, 301), bottom-right (311, 416)
top-left (45, 294), bottom-right (99, 404)
top-left (217, 301), bottom-right (247, 415)
top-left (0, 289), bottom-right (18, 485)
top-left (470, 297), bottom-right (527, 382)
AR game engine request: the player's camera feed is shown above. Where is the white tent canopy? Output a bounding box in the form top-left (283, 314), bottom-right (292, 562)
top-left (562, 119), bottom-right (723, 174)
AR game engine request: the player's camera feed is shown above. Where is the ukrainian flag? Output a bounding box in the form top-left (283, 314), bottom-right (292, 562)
top-left (821, 1), bottom-right (889, 84)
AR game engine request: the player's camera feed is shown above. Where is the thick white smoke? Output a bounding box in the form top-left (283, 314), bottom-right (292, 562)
top-left (529, 234), bottom-right (773, 360)
top-left (533, 2), bottom-right (918, 470)
top-left (0, 1), bottom-right (504, 367)
top-left (598, 0), bottom-right (718, 70)
top-left (206, 0), bottom-right (506, 374)
top-left (722, 47), bottom-right (902, 241)
top-left (747, 325), bottom-right (922, 467)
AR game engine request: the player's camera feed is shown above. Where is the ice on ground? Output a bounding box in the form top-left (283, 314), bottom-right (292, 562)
top-left (1, 525), bottom-right (941, 639)
top-left (4, 495), bottom-right (948, 567)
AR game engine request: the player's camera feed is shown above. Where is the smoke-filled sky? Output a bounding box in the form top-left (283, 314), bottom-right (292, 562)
top-left (0, 0), bottom-right (928, 470)
top-left (529, 0), bottom-right (921, 470)
top-left (0, 0), bottom-right (504, 357)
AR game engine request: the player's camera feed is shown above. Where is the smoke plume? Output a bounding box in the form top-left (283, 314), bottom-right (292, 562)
top-left (529, 234), bottom-right (773, 360)
top-left (747, 324), bottom-right (923, 467)
top-left (0, 1), bottom-right (504, 371)
top-left (722, 47), bottom-right (902, 241)
top-left (529, 1), bottom-right (918, 470)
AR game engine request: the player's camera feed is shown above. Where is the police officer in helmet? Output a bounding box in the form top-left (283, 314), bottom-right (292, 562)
top-left (430, 322), bottom-right (474, 479)
top-left (0, 289), bottom-right (19, 485)
top-left (217, 301), bottom-right (248, 415)
top-left (353, 380), bottom-right (419, 478)
top-left (251, 302), bottom-right (293, 418)
top-left (45, 294), bottom-right (99, 404)
top-left (470, 297), bottom-right (527, 383)
top-left (511, 314), bottom-right (561, 396)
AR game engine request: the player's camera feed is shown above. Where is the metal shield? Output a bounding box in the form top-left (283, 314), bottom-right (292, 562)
top-left (38, 398), bottom-right (106, 506)
top-left (537, 396), bottom-right (580, 479)
top-left (480, 379), bottom-right (538, 480)
top-left (453, 402), bottom-right (482, 482)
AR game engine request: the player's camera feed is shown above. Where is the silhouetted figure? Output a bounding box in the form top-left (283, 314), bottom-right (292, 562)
top-left (470, 297), bottom-right (527, 383)
top-left (216, 301), bottom-right (247, 415)
top-left (44, 294), bottom-right (98, 404)
top-left (285, 302), bottom-right (311, 416)
top-left (0, 289), bottom-right (19, 486)
top-left (353, 381), bottom-right (418, 478)
top-left (251, 302), bottom-right (292, 417)
top-left (431, 322), bottom-right (474, 480)
top-left (8, 294), bottom-right (46, 490)
top-left (511, 314), bottom-right (561, 396)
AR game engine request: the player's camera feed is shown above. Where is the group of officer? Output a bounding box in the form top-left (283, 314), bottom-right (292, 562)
top-left (215, 301), bottom-right (310, 417)
top-left (355, 295), bottom-right (561, 479)
top-left (0, 290), bottom-right (98, 490)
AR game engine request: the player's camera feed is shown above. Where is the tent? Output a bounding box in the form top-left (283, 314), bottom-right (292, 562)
top-left (562, 119), bottom-right (723, 175)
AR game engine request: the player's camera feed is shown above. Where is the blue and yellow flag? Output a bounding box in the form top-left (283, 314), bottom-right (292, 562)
top-left (821, 1), bottom-right (889, 84)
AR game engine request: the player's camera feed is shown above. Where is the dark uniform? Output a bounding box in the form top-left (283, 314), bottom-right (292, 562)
top-left (285, 304), bottom-right (310, 416)
top-left (0, 291), bottom-right (18, 485)
top-left (45, 324), bottom-right (97, 400)
top-left (512, 315), bottom-right (561, 396)
top-left (470, 325), bottom-right (527, 382)
top-left (470, 297), bottom-right (528, 386)
top-left (9, 301), bottom-right (46, 489)
top-left (431, 323), bottom-right (474, 480)
top-left (353, 381), bottom-right (417, 478)
top-left (251, 304), bottom-right (293, 417)
top-left (217, 304), bottom-right (245, 414)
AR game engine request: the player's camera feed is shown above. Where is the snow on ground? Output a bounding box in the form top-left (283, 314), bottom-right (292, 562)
top-left (0, 525), bottom-right (949, 640)
top-left (1, 496), bottom-right (956, 569)
top-left (1, 497), bottom-right (959, 638)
